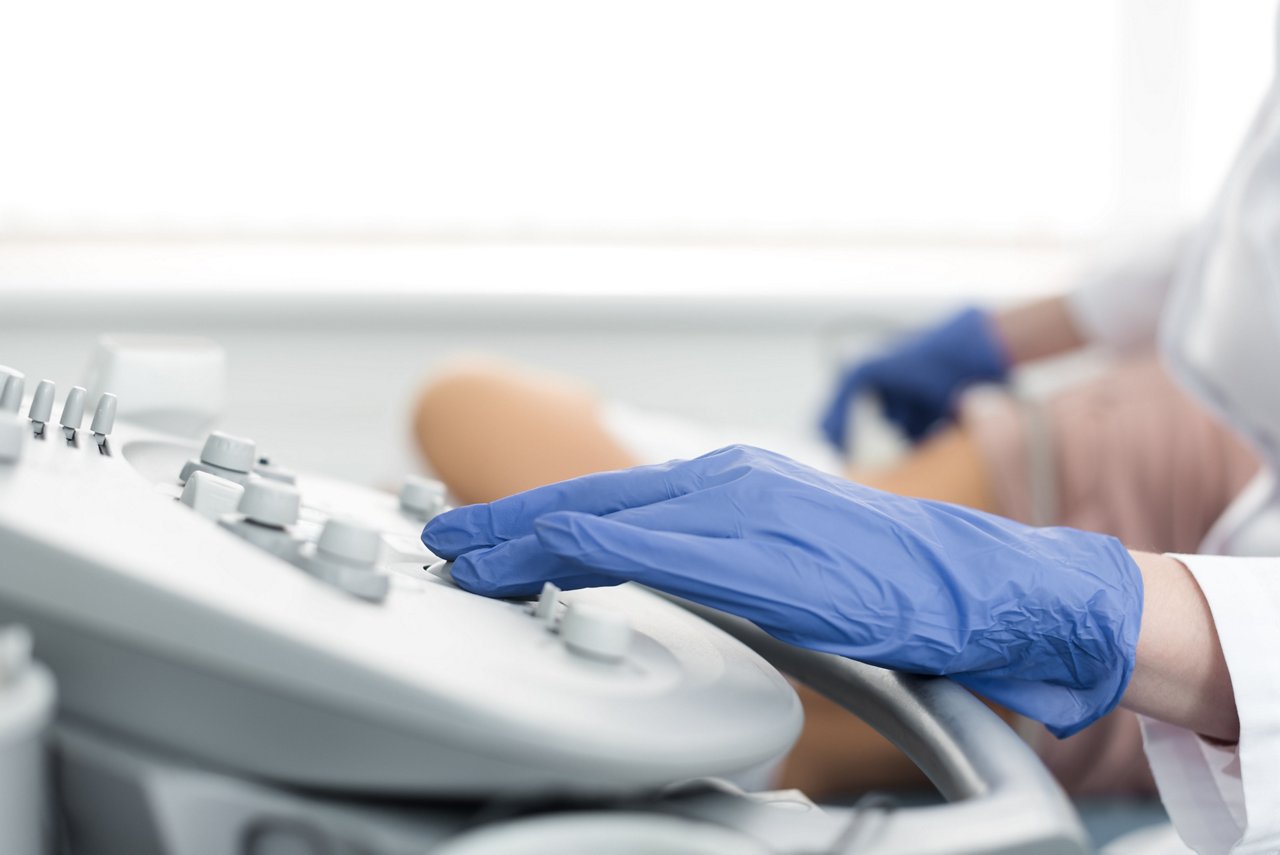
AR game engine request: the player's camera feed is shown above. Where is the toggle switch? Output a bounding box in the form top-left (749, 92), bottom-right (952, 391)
top-left (400, 475), bottom-right (447, 520)
top-left (0, 371), bottom-right (24, 414)
top-left (179, 431), bottom-right (256, 485)
top-left (180, 471), bottom-right (246, 520)
top-left (531, 581), bottom-right (561, 627)
top-left (90, 393), bottom-right (117, 448)
top-left (60, 386), bottom-right (86, 440)
top-left (28, 381), bottom-right (54, 437)
top-left (560, 602), bottom-right (631, 662)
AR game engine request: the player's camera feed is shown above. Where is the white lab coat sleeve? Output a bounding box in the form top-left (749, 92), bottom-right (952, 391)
top-left (1064, 234), bottom-right (1187, 352)
top-left (1138, 554), bottom-right (1280, 854)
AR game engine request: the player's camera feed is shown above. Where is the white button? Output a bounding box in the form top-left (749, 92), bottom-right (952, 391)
top-left (533, 581), bottom-right (561, 626)
top-left (60, 386), bottom-right (86, 431)
top-left (560, 602), bottom-right (631, 662)
top-left (316, 517), bottom-right (383, 566)
top-left (0, 414), bottom-right (24, 463)
top-left (400, 475), bottom-right (446, 519)
top-left (28, 380), bottom-right (54, 427)
top-left (199, 431), bottom-right (256, 473)
top-left (90, 393), bottom-right (118, 438)
top-left (180, 471), bottom-right (246, 520)
top-left (0, 371), bottom-right (24, 414)
top-left (237, 479), bottom-right (301, 528)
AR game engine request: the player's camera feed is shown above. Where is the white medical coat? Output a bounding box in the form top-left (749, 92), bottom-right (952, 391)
top-left (1066, 16), bottom-right (1280, 851)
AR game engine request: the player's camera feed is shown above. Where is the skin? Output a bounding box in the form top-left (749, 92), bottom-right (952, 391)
top-left (1127, 552), bottom-right (1239, 742)
top-left (413, 295), bottom-right (1241, 794)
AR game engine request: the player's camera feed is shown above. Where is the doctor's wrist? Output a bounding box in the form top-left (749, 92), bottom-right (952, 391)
top-left (992, 296), bottom-right (1087, 367)
top-left (1121, 552), bottom-right (1240, 744)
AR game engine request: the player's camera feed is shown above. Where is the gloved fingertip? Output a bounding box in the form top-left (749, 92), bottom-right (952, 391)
top-left (419, 513), bottom-right (470, 559)
top-left (445, 551), bottom-right (486, 593)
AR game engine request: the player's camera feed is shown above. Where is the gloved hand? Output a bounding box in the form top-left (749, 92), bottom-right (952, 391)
top-left (819, 307), bottom-right (1010, 452)
top-left (423, 445), bottom-right (1143, 738)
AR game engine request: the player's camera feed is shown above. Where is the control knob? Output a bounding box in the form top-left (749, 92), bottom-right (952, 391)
top-left (560, 602), bottom-right (631, 662)
top-left (400, 475), bottom-right (447, 520)
top-left (307, 518), bottom-right (390, 603)
top-left (180, 431), bottom-right (256, 485)
top-left (238, 480), bottom-right (301, 528)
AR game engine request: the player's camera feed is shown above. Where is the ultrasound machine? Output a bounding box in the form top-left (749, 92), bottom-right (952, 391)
top-left (0, 339), bottom-right (1092, 854)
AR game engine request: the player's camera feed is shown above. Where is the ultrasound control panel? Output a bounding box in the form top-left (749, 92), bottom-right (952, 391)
top-left (0, 368), bottom-right (802, 798)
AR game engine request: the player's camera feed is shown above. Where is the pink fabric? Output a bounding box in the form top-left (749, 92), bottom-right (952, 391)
top-left (964, 353), bottom-right (1260, 796)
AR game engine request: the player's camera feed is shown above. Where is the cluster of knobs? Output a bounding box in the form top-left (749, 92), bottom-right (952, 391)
top-left (179, 432), bottom-right (447, 604)
top-left (183, 432), bottom-right (632, 659)
top-left (0, 368), bottom-right (118, 461)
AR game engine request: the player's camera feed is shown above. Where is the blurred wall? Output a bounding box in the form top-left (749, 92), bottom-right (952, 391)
top-left (0, 293), bottom-right (936, 487)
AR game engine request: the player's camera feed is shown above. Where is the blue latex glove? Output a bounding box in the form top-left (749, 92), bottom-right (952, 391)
top-left (820, 307), bottom-right (1010, 452)
top-left (423, 445), bottom-right (1144, 738)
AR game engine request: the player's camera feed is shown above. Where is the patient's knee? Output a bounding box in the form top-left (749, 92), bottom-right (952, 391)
top-left (414, 358), bottom-right (522, 462)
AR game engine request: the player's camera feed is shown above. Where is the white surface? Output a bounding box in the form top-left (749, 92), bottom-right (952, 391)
top-left (0, 3), bottom-right (1269, 244)
top-left (83, 335), bottom-right (227, 437)
top-left (433, 813), bottom-right (769, 855)
top-left (0, 241), bottom-right (1084, 303)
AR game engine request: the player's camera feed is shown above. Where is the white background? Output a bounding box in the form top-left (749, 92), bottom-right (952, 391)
top-left (0, 1), bottom-right (1274, 483)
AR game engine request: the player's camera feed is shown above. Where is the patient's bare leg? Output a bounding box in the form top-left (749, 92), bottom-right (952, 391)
top-left (415, 359), bottom-right (639, 505)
